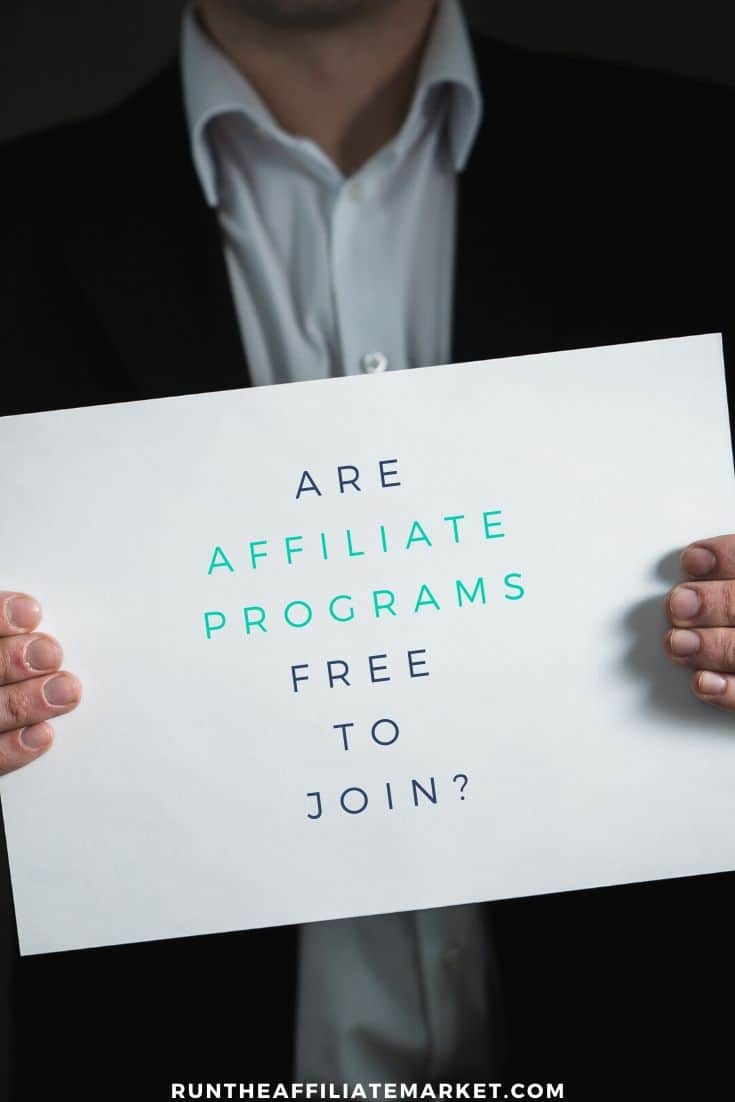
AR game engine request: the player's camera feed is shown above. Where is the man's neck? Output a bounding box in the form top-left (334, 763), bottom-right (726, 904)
top-left (195, 0), bottom-right (438, 175)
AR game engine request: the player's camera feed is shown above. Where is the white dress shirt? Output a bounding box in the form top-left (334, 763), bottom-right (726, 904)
top-left (182, 0), bottom-right (481, 386)
top-left (181, 0), bottom-right (501, 1081)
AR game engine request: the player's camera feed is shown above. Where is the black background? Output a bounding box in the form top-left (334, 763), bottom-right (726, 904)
top-left (1, 1), bottom-right (734, 1096)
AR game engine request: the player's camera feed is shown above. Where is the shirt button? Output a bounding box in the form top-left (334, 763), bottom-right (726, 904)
top-left (443, 944), bottom-right (463, 969)
top-left (349, 180), bottom-right (362, 201)
top-left (360, 351), bottom-right (388, 374)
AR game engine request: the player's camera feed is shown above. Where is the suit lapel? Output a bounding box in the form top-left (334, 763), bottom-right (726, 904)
top-left (451, 37), bottom-right (597, 365)
top-left (452, 34), bottom-right (725, 368)
top-left (451, 36), bottom-right (558, 365)
top-left (61, 64), bottom-right (248, 401)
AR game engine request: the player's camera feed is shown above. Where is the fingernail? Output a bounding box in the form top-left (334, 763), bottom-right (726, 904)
top-left (42, 673), bottom-right (79, 707)
top-left (669, 629), bottom-right (701, 656)
top-left (697, 671), bottom-right (727, 695)
top-left (669, 586), bottom-right (701, 620)
top-left (24, 637), bottom-right (60, 672)
top-left (6, 596), bottom-right (41, 629)
top-left (20, 724), bottom-right (53, 751)
top-left (681, 546), bottom-right (717, 577)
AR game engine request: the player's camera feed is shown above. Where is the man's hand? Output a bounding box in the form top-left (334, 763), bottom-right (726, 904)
top-left (664, 536), bottom-right (735, 711)
top-left (0, 592), bottom-right (82, 775)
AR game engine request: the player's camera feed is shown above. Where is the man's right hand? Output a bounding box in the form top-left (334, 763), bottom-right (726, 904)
top-left (0, 591), bottom-right (82, 775)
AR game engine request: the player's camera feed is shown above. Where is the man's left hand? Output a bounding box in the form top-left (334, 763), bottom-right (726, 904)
top-left (665, 534), bottom-right (735, 710)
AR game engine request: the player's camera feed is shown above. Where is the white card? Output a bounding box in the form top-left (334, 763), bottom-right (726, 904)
top-left (2, 334), bottom-right (734, 956)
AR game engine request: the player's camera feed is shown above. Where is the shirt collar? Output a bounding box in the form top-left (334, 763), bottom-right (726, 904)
top-left (181, 0), bottom-right (483, 208)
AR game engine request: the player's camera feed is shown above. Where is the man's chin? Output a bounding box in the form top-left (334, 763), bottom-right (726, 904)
top-left (218, 0), bottom-right (400, 31)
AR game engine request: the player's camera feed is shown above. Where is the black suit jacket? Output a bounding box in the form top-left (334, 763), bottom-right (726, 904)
top-left (1, 30), bottom-right (734, 1101)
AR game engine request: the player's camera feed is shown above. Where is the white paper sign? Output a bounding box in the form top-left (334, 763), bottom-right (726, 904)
top-left (2, 334), bottom-right (735, 956)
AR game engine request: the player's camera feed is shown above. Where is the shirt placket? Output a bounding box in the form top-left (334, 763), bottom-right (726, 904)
top-left (330, 168), bottom-right (396, 379)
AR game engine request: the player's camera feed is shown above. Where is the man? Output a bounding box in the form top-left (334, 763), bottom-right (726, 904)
top-left (1, 0), bottom-right (733, 1097)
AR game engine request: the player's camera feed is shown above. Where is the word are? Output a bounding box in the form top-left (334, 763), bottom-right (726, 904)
top-left (206, 511), bottom-right (505, 574)
top-left (203, 573), bottom-right (524, 638)
top-left (306, 773), bottom-right (470, 818)
top-left (296, 457), bottom-right (400, 498)
top-left (290, 649), bottom-right (428, 693)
